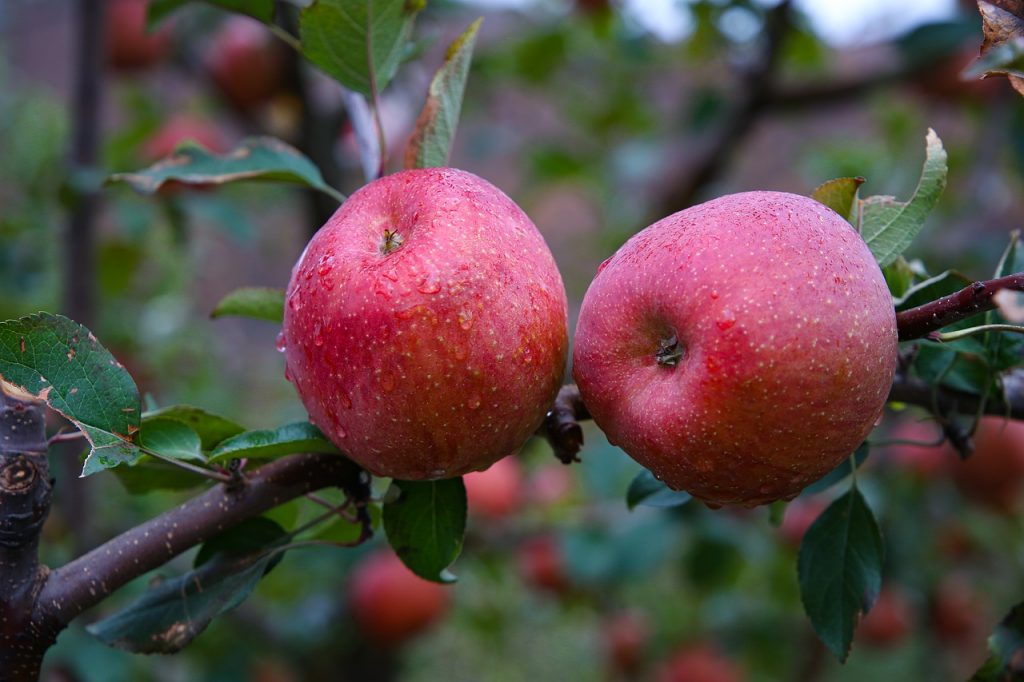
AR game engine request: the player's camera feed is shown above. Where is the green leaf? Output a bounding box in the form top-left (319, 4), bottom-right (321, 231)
top-left (147, 0), bottom-right (276, 26)
top-left (972, 601), bottom-right (1024, 681)
top-left (859, 128), bottom-right (948, 267)
top-left (87, 537), bottom-right (284, 653)
top-left (383, 478), bottom-right (466, 583)
top-left (113, 458), bottom-right (208, 495)
top-left (138, 418), bottom-right (204, 462)
top-left (803, 443), bottom-right (870, 494)
top-left (882, 257), bottom-right (915, 299)
top-left (964, 36), bottom-right (1024, 80)
top-left (893, 269), bottom-right (972, 310)
top-left (208, 422), bottom-right (341, 462)
top-left (194, 517), bottom-right (287, 569)
top-left (625, 469), bottom-right (692, 510)
top-left (0, 313), bottom-right (141, 475)
top-left (809, 176), bottom-right (864, 222)
top-left (300, 0), bottom-right (424, 98)
top-left (913, 345), bottom-right (995, 395)
top-left (107, 137), bottom-right (346, 203)
top-left (141, 405), bottom-right (246, 451)
top-left (313, 503), bottom-right (381, 543)
top-left (798, 486), bottom-right (884, 662)
top-left (210, 287), bottom-right (285, 324)
top-left (405, 18), bottom-right (482, 169)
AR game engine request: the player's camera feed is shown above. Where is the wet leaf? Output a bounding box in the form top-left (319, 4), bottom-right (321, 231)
top-left (208, 422), bottom-right (341, 462)
top-left (141, 405), bottom-right (246, 451)
top-left (383, 478), bottom-right (466, 583)
top-left (138, 418), bottom-right (204, 462)
top-left (107, 137), bottom-right (345, 202)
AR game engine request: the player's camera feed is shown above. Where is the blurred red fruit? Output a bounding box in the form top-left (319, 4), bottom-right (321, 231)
top-left (953, 417), bottom-right (1024, 514)
top-left (604, 610), bottom-right (650, 676)
top-left (527, 463), bottom-right (575, 508)
top-left (930, 577), bottom-right (987, 645)
top-left (656, 644), bottom-right (745, 682)
top-left (107, 0), bottom-right (172, 71)
top-left (464, 456), bottom-right (524, 521)
top-left (206, 17), bottom-right (286, 111)
top-left (858, 587), bottom-right (912, 648)
top-left (348, 550), bottom-right (449, 647)
top-left (882, 418), bottom-right (952, 479)
top-left (915, 48), bottom-right (1005, 103)
top-left (778, 498), bottom-right (827, 549)
top-left (518, 535), bottom-right (568, 594)
top-left (143, 114), bottom-right (230, 162)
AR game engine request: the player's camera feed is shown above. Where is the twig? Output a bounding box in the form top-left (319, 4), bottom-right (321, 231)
top-left (895, 273), bottom-right (1024, 341)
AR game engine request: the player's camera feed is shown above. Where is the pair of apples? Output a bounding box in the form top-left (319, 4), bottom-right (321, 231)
top-left (280, 168), bottom-right (897, 507)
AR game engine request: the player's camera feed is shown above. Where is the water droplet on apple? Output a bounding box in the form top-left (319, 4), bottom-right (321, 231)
top-left (597, 257), bottom-right (612, 274)
top-left (313, 323), bottom-right (324, 347)
top-left (453, 346), bottom-right (467, 360)
top-left (287, 294), bottom-right (301, 312)
top-left (417, 275), bottom-right (441, 295)
top-left (339, 393), bottom-right (352, 409)
top-left (710, 290), bottom-right (719, 300)
top-left (317, 254), bottom-right (334, 276)
top-left (383, 268), bottom-right (399, 282)
top-left (380, 372), bottom-right (396, 392)
top-left (283, 364), bottom-right (293, 382)
top-left (468, 395), bottom-right (481, 409)
top-left (431, 468), bottom-right (447, 478)
top-left (335, 425), bottom-right (347, 438)
top-left (275, 331), bottom-right (287, 353)
top-left (458, 309), bottom-right (473, 330)
top-left (716, 310), bottom-right (736, 331)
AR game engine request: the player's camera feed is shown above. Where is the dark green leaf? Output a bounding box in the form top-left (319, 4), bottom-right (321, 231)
top-left (147, 0), bottom-right (276, 26)
top-left (113, 458), bottom-right (208, 494)
top-left (141, 405), bottom-right (246, 451)
top-left (893, 269), bottom-right (972, 310)
top-left (913, 345), bottom-right (995, 395)
top-left (383, 478), bottom-right (466, 583)
top-left (809, 176), bottom-right (864, 222)
top-left (685, 533), bottom-right (744, 592)
top-left (798, 486), bottom-right (884, 662)
top-left (882, 256), bottom-right (916, 299)
top-left (860, 129), bottom-right (948, 267)
top-left (107, 137), bottom-right (345, 202)
top-left (300, 0), bottom-right (424, 97)
top-left (0, 313), bottom-right (141, 475)
top-left (210, 287), bottom-right (285, 324)
top-left (971, 601), bottom-right (1024, 681)
top-left (88, 547), bottom-right (281, 653)
top-left (314, 503), bottom-right (381, 544)
top-left (138, 418), bottom-right (204, 462)
top-left (626, 469), bottom-right (692, 510)
top-left (405, 18), bottom-right (482, 169)
top-left (208, 422), bottom-right (340, 462)
top-left (194, 517), bottom-right (287, 569)
top-left (803, 443), bottom-right (870, 494)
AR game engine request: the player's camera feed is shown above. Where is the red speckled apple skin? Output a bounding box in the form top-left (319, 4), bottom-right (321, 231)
top-left (282, 168), bottom-right (568, 480)
top-left (573, 191), bottom-right (897, 507)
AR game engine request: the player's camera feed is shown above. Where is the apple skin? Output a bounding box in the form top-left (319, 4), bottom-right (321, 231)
top-left (206, 17), bottom-right (285, 111)
top-left (572, 191), bottom-right (897, 507)
top-left (348, 550), bottom-right (449, 647)
top-left (107, 0), bottom-right (172, 71)
top-left (858, 587), bottom-right (912, 648)
top-left (282, 168), bottom-right (568, 480)
top-left (952, 416), bottom-right (1024, 514)
top-left (464, 455), bottom-right (524, 521)
top-left (656, 644), bottom-right (745, 682)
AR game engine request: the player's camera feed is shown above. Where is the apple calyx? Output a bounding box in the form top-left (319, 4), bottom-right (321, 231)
top-left (380, 229), bottom-right (405, 254)
top-left (656, 334), bottom-right (684, 367)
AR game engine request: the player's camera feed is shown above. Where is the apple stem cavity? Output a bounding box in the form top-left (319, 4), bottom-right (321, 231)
top-left (655, 334), bottom-right (685, 367)
top-left (380, 229), bottom-right (404, 255)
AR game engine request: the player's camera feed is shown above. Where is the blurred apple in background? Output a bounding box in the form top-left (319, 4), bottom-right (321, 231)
top-left (777, 497), bottom-right (828, 549)
top-left (206, 16), bottom-right (286, 112)
top-left (518, 534), bottom-right (569, 595)
top-left (952, 416), bottom-right (1024, 514)
top-left (881, 417), bottom-right (953, 479)
top-left (858, 586), bottom-right (912, 648)
top-left (348, 550), bottom-right (450, 647)
top-left (604, 610), bottom-right (650, 677)
top-left (464, 456), bottom-right (524, 521)
top-left (655, 643), bottom-right (745, 682)
top-left (107, 0), bottom-right (172, 71)
top-left (143, 114), bottom-right (230, 161)
top-left (526, 462), bottom-right (575, 508)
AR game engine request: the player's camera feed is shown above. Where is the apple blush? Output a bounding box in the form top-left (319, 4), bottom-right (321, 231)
top-left (282, 168), bottom-right (568, 480)
top-left (573, 191), bottom-right (897, 507)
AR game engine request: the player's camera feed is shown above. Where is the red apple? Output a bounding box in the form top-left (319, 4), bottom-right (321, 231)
top-left (464, 455), bottom-right (524, 521)
top-left (143, 114), bottom-right (230, 161)
top-left (572, 191), bottom-right (897, 507)
top-left (281, 168), bottom-right (569, 480)
top-left (882, 418), bottom-right (952, 479)
top-left (930, 577), bottom-right (988, 646)
top-left (777, 497), bottom-right (827, 549)
top-left (858, 587), bottom-right (912, 648)
top-left (348, 550), bottom-right (449, 647)
top-left (107, 0), bottom-right (172, 71)
top-left (604, 610), bottom-right (650, 676)
top-left (206, 17), bottom-right (286, 111)
top-left (527, 462), bottom-right (575, 508)
top-left (518, 535), bottom-right (568, 594)
top-left (656, 644), bottom-right (745, 682)
top-left (952, 416), bottom-right (1024, 513)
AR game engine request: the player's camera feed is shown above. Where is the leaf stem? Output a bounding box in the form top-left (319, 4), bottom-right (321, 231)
top-left (268, 23), bottom-right (302, 53)
top-left (141, 447), bottom-right (233, 484)
top-left (928, 324), bottom-right (1024, 343)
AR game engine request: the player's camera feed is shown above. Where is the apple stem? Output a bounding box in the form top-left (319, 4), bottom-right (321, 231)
top-left (655, 335), bottom-right (685, 367)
